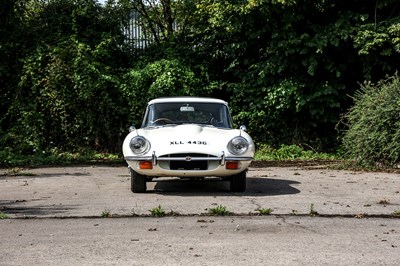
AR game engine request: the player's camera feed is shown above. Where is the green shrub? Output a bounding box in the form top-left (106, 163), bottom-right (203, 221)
top-left (341, 74), bottom-right (400, 168)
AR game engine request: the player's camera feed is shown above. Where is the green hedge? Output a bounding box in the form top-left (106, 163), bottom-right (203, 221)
top-left (342, 74), bottom-right (400, 167)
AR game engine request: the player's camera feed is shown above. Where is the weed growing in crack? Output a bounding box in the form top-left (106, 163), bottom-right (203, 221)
top-left (208, 205), bottom-right (230, 216)
top-left (392, 210), bottom-right (400, 217)
top-left (149, 205), bottom-right (166, 217)
top-left (258, 208), bottom-right (273, 215)
top-left (0, 211), bottom-right (9, 219)
top-left (101, 210), bottom-right (111, 218)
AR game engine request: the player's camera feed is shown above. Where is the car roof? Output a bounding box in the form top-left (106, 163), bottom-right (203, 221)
top-left (148, 97), bottom-right (228, 106)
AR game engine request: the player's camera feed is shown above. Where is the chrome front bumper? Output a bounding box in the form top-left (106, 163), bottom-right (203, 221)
top-left (124, 151), bottom-right (253, 166)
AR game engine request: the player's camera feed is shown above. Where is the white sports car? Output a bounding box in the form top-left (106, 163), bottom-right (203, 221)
top-left (122, 97), bottom-right (255, 193)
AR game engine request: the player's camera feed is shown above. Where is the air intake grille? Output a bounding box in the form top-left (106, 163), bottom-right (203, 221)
top-left (161, 153), bottom-right (215, 170)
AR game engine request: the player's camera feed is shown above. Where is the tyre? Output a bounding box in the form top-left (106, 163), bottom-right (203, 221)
top-left (130, 169), bottom-right (146, 193)
top-left (230, 171), bottom-right (246, 192)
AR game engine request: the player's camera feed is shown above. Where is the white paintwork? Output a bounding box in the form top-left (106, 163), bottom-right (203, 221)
top-left (122, 97), bottom-right (255, 178)
top-left (148, 97), bottom-right (228, 105)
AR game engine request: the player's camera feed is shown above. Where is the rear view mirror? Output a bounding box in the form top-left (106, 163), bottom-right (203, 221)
top-left (180, 106), bottom-right (195, 112)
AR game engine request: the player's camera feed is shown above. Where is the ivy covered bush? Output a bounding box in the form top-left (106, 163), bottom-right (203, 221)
top-left (120, 58), bottom-right (218, 127)
top-left (0, 0), bottom-right (131, 154)
top-left (342, 74), bottom-right (400, 167)
top-left (1, 0), bottom-right (399, 160)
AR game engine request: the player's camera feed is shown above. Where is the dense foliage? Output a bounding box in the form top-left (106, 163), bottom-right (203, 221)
top-left (341, 74), bottom-right (400, 168)
top-left (127, 0), bottom-right (400, 149)
top-left (1, 0), bottom-right (132, 155)
top-left (1, 0), bottom-right (399, 160)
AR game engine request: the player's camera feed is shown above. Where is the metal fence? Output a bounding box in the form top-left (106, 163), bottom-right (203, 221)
top-left (123, 10), bottom-right (178, 50)
top-left (124, 10), bottom-right (154, 50)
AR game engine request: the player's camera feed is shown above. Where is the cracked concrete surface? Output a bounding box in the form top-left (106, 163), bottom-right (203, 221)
top-left (1, 165), bottom-right (399, 218)
top-left (1, 164), bottom-right (400, 265)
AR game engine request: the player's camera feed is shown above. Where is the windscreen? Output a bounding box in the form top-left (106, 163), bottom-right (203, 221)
top-left (142, 102), bottom-right (233, 128)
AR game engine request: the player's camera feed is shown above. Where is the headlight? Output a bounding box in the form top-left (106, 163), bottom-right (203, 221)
top-left (227, 136), bottom-right (249, 155)
top-left (129, 136), bottom-right (151, 155)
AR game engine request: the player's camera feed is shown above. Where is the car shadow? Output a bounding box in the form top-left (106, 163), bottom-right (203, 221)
top-left (151, 177), bottom-right (300, 196)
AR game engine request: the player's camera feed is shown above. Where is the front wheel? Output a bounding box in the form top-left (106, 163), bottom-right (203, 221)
top-left (130, 169), bottom-right (146, 193)
top-left (230, 171), bottom-right (247, 192)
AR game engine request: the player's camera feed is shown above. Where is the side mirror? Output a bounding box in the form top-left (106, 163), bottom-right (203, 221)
top-left (240, 125), bottom-right (247, 131)
top-left (129, 125), bottom-right (136, 132)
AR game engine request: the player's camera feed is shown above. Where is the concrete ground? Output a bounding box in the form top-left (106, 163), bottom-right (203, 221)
top-left (1, 164), bottom-right (400, 265)
top-left (1, 164), bottom-right (399, 218)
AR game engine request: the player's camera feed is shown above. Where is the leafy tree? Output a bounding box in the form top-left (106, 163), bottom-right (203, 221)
top-left (130, 0), bottom-right (197, 43)
top-left (353, 1), bottom-right (400, 80)
top-left (121, 58), bottom-right (220, 126)
top-left (1, 0), bottom-right (38, 153)
top-left (178, 0), bottom-right (400, 149)
top-left (1, 0), bottom-right (399, 157)
top-left (1, 0), bottom-right (132, 153)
